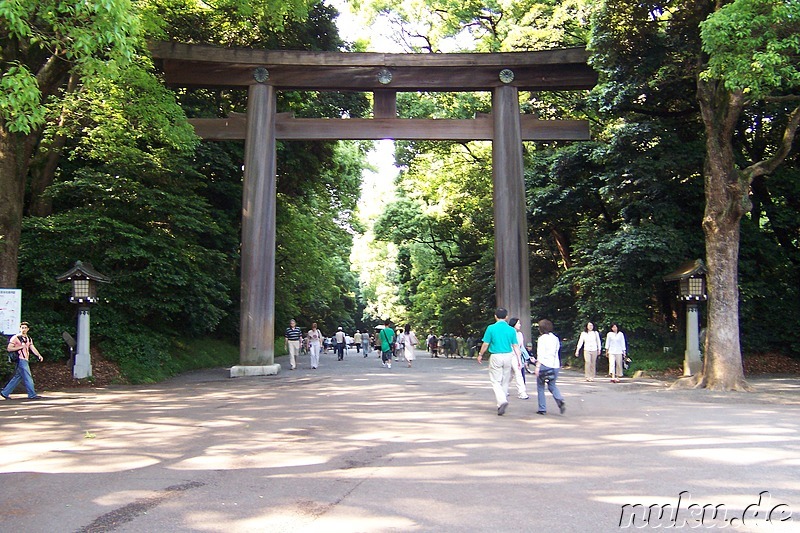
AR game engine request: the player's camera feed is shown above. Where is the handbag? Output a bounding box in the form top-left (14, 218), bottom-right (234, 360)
top-left (623, 354), bottom-right (632, 370)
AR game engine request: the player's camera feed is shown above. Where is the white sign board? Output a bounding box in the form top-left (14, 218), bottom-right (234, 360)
top-left (0, 288), bottom-right (22, 336)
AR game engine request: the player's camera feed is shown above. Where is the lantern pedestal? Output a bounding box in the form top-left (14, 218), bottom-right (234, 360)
top-left (664, 259), bottom-right (707, 377)
top-left (684, 302), bottom-right (702, 376)
top-left (74, 306), bottom-right (92, 379)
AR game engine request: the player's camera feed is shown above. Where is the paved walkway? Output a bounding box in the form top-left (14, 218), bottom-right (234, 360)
top-left (2, 348), bottom-right (799, 532)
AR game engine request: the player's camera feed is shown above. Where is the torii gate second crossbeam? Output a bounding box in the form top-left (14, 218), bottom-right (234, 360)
top-left (150, 42), bottom-right (596, 376)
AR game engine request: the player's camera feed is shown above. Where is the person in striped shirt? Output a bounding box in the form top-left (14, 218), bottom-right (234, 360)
top-left (285, 319), bottom-right (302, 370)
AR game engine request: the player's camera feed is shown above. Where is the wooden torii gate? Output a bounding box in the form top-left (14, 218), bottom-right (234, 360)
top-left (150, 42), bottom-right (596, 375)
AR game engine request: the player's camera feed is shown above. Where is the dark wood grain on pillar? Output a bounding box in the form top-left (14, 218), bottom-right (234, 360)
top-left (240, 83), bottom-right (277, 365)
top-left (373, 90), bottom-right (397, 118)
top-left (492, 86), bottom-right (532, 343)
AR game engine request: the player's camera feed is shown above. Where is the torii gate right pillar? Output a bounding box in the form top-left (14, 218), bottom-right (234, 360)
top-left (492, 85), bottom-right (532, 343)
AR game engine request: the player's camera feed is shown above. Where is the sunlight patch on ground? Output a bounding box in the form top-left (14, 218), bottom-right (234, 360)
top-left (3, 451), bottom-right (161, 473)
top-left (669, 446), bottom-right (799, 465)
top-left (229, 509), bottom-right (419, 533)
top-left (171, 450), bottom-right (330, 471)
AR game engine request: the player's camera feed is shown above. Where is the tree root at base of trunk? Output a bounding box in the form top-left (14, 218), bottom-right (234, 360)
top-left (669, 373), bottom-right (753, 392)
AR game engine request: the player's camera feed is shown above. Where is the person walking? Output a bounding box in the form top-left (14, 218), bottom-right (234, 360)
top-left (575, 321), bottom-right (602, 381)
top-left (365, 333), bottom-right (371, 356)
top-left (334, 327), bottom-right (347, 361)
top-left (428, 333), bottom-right (439, 357)
top-left (508, 317), bottom-right (530, 400)
top-left (307, 322), bottom-right (323, 369)
top-left (400, 324), bottom-right (418, 367)
top-left (353, 330), bottom-right (362, 354)
top-left (477, 308), bottom-right (520, 416)
top-left (534, 319), bottom-right (566, 415)
top-left (284, 319), bottom-right (302, 370)
top-left (378, 320), bottom-right (395, 369)
top-left (2, 322), bottom-right (44, 401)
top-left (605, 323), bottom-right (627, 382)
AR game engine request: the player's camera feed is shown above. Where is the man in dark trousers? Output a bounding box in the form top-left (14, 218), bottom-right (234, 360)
top-left (2, 322), bottom-right (44, 400)
top-left (334, 327), bottom-right (347, 360)
top-left (378, 319), bottom-right (395, 369)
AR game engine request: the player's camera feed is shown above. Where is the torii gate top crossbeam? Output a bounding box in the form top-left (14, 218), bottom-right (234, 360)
top-left (149, 42), bottom-right (597, 92)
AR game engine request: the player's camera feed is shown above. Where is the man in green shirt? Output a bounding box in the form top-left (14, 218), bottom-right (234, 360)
top-left (378, 319), bottom-right (396, 369)
top-left (477, 308), bottom-right (520, 416)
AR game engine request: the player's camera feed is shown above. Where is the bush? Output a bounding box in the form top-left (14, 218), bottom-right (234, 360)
top-left (0, 356), bottom-right (15, 382)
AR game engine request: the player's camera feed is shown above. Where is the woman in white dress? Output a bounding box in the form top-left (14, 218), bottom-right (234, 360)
top-left (401, 324), bottom-right (418, 367)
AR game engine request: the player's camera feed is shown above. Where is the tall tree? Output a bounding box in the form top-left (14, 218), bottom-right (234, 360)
top-left (591, 0), bottom-right (800, 389)
top-left (0, 0), bottom-right (138, 286)
top-left (695, 0), bottom-right (800, 389)
top-left (0, 0), bottom-right (316, 288)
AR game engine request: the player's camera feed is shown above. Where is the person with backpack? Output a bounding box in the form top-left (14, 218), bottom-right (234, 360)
top-left (2, 321), bottom-right (44, 401)
top-left (378, 319), bottom-right (395, 369)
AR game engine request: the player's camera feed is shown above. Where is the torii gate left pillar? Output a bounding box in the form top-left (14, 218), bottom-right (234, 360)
top-left (231, 82), bottom-right (281, 377)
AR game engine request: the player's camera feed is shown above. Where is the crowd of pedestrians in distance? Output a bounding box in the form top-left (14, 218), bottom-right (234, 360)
top-left (278, 315), bottom-right (629, 418)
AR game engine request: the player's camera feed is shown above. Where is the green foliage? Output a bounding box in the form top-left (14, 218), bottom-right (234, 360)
top-left (588, 0), bottom-right (800, 364)
top-left (0, 64), bottom-right (46, 134)
top-left (172, 336), bottom-right (241, 371)
top-left (100, 330), bottom-right (241, 384)
top-left (5, 0), bottom-right (370, 385)
top-left (557, 223), bottom-right (692, 339)
top-left (0, 357), bottom-right (14, 383)
top-left (372, 136), bottom-right (495, 334)
top-left (52, 60), bottom-right (199, 168)
top-left (21, 169), bottom-right (234, 335)
top-left (625, 348), bottom-right (684, 374)
top-left (700, 0), bottom-right (800, 98)
top-left (360, 0), bottom-right (592, 52)
top-left (0, 0), bottom-right (141, 132)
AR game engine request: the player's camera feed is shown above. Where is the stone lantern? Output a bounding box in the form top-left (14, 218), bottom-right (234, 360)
top-left (664, 259), bottom-right (707, 376)
top-left (56, 261), bottom-right (111, 379)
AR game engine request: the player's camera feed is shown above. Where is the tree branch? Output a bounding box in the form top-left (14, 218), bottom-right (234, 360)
top-left (745, 103), bottom-right (800, 180)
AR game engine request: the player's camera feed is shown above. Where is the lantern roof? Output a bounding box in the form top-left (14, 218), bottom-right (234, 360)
top-left (663, 259), bottom-right (706, 282)
top-left (56, 261), bottom-right (111, 284)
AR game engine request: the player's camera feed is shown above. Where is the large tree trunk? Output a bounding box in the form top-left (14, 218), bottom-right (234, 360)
top-left (702, 202), bottom-right (749, 390)
top-left (690, 80), bottom-right (750, 391)
top-left (0, 128), bottom-right (32, 288)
